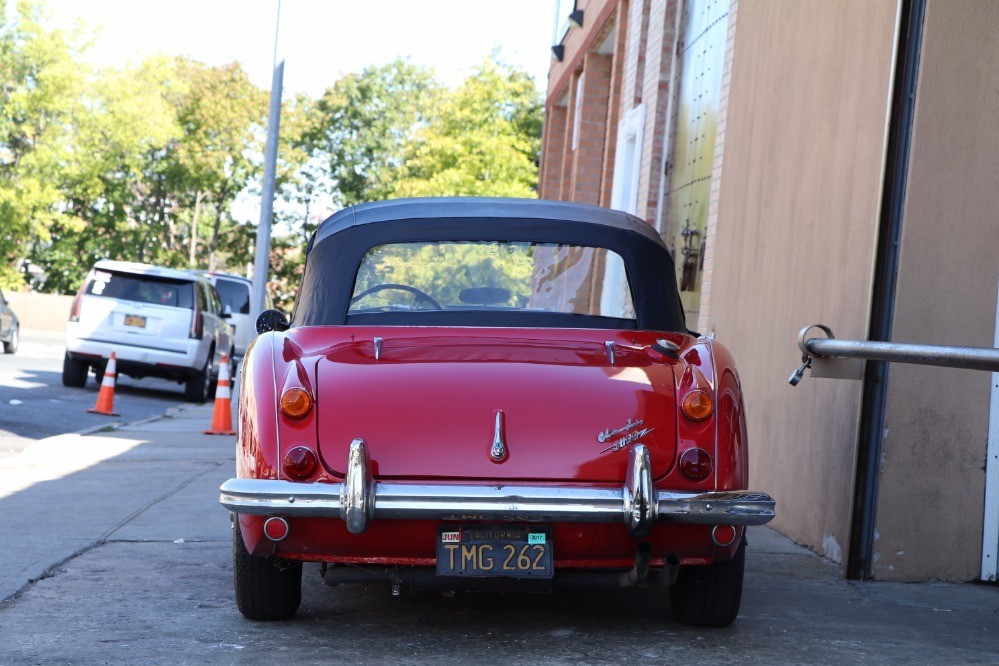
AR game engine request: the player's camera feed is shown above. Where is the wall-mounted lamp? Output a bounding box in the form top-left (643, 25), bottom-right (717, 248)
top-left (551, 44), bottom-right (565, 61)
top-left (568, 9), bottom-right (584, 29)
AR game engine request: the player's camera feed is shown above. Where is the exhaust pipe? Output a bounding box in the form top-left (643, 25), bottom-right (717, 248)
top-left (661, 552), bottom-right (681, 586)
top-left (628, 542), bottom-right (652, 584)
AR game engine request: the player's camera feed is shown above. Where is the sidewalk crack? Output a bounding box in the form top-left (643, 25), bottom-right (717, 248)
top-left (0, 461), bottom-right (223, 609)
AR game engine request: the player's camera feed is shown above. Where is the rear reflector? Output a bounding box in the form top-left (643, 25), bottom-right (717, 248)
top-left (263, 517), bottom-right (290, 542)
top-left (712, 524), bottom-right (737, 547)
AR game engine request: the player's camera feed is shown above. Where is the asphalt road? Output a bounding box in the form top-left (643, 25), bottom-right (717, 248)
top-left (0, 330), bottom-right (196, 459)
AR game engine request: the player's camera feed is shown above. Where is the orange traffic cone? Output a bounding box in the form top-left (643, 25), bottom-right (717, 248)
top-left (87, 352), bottom-right (120, 416)
top-left (205, 353), bottom-right (236, 435)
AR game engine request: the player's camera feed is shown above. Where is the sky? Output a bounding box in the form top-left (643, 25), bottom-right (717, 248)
top-left (39, 0), bottom-right (560, 96)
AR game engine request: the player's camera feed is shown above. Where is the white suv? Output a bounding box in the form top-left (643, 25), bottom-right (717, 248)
top-left (200, 271), bottom-right (271, 359)
top-left (63, 260), bottom-right (235, 403)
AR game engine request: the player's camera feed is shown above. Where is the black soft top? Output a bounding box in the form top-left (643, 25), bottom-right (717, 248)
top-left (293, 197), bottom-right (686, 332)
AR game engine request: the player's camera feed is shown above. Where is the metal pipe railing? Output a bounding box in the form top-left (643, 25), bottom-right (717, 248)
top-left (804, 337), bottom-right (999, 372)
top-left (789, 324), bottom-right (999, 386)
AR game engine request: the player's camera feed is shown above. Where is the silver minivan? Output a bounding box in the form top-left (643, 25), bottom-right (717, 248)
top-left (64, 260), bottom-right (234, 402)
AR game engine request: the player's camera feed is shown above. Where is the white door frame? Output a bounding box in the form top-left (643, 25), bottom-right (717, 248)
top-left (610, 104), bottom-right (645, 216)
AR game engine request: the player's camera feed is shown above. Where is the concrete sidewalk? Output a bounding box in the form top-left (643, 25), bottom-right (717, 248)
top-left (0, 402), bottom-right (233, 604)
top-left (0, 402), bottom-right (996, 664)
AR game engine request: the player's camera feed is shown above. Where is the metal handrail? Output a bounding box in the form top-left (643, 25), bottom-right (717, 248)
top-left (803, 337), bottom-right (999, 372)
top-left (789, 324), bottom-right (999, 386)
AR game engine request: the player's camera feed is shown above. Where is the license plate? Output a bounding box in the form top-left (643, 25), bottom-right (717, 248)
top-left (124, 314), bottom-right (146, 328)
top-left (436, 525), bottom-right (553, 579)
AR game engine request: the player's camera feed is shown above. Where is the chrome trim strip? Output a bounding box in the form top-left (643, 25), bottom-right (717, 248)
top-left (220, 440), bottom-right (775, 536)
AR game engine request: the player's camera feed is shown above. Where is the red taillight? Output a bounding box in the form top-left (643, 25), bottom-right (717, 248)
top-left (189, 308), bottom-right (202, 339)
top-left (68, 285), bottom-right (86, 322)
top-left (679, 448), bottom-right (713, 480)
top-left (283, 446), bottom-right (318, 480)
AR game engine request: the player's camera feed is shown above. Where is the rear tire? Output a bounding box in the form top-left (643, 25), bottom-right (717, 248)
top-left (2, 324), bottom-right (17, 354)
top-left (233, 517), bottom-right (302, 621)
top-left (670, 538), bottom-right (745, 627)
top-left (62, 353), bottom-right (88, 387)
top-left (184, 352), bottom-right (213, 403)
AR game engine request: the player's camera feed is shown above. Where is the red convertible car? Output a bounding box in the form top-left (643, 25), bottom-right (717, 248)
top-left (220, 198), bottom-right (774, 627)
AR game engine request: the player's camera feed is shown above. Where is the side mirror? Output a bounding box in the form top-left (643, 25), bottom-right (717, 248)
top-left (255, 309), bottom-right (289, 334)
top-left (222, 304), bottom-right (233, 319)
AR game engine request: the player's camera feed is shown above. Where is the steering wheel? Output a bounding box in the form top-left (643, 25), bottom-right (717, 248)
top-left (349, 283), bottom-right (443, 311)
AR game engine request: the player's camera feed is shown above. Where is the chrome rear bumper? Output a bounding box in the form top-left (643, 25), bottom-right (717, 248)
top-left (219, 441), bottom-right (775, 538)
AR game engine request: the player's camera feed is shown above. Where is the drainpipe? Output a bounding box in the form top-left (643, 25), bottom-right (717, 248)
top-left (847, 0), bottom-right (927, 581)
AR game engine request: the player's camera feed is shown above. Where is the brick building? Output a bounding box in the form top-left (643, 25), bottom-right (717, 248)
top-left (541, 0), bottom-right (999, 583)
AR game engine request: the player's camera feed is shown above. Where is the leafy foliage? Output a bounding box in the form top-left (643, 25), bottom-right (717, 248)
top-left (388, 55), bottom-right (542, 199)
top-left (0, 2), bottom-right (543, 303)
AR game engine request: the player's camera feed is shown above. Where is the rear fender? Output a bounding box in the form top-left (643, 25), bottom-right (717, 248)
top-left (236, 332), bottom-right (280, 480)
top-left (711, 340), bottom-right (749, 491)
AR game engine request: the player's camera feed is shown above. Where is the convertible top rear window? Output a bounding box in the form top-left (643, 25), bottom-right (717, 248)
top-left (348, 242), bottom-right (636, 320)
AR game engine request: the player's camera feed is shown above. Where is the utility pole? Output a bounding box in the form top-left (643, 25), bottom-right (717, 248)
top-left (252, 0), bottom-right (283, 316)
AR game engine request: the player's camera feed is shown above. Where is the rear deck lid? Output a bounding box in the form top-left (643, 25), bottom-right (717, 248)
top-left (314, 333), bottom-right (678, 482)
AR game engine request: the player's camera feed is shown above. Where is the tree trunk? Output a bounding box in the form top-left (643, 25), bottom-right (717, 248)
top-left (208, 180), bottom-right (230, 271)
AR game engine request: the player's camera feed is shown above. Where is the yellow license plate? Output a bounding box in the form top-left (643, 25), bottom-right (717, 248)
top-left (124, 314), bottom-right (146, 328)
top-left (436, 525), bottom-right (553, 579)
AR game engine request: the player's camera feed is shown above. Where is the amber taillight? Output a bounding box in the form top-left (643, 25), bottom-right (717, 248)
top-left (680, 389), bottom-right (714, 421)
top-left (280, 388), bottom-right (313, 419)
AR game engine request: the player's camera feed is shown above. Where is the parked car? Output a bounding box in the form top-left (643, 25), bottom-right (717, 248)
top-left (219, 198), bottom-right (775, 627)
top-left (199, 271), bottom-right (272, 360)
top-left (64, 260), bottom-right (235, 402)
top-left (0, 288), bottom-right (19, 354)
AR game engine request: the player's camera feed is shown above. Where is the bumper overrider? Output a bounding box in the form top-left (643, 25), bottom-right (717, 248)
top-left (219, 440), bottom-right (775, 539)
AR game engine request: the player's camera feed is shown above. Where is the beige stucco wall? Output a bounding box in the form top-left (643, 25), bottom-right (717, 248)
top-left (873, 0), bottom-right (999, 581)
top-left (701, 0), bottom-right (900, 569)
top-left (4, 291), bottom-right (74, 332)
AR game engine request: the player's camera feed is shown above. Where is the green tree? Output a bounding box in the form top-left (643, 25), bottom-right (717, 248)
top-left (0, 0), bottom-right (91, 288)
top-left (305, 59), bottom-right (438, 206)
top-left (388, 55), bottom-right (542, 199)
top-left (172, 58), bottom-right (266, 270)
top-left (35, 55), bottom-right (186, 292)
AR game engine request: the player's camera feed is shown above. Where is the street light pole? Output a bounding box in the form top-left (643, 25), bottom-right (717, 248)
top-left (252, 0), bottom-right (283, 317)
